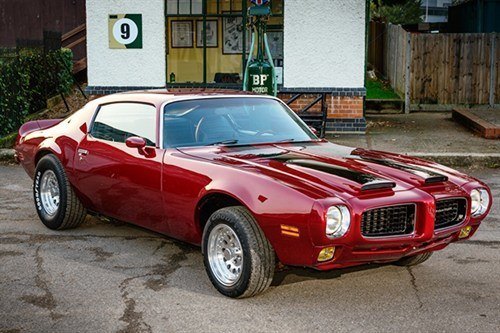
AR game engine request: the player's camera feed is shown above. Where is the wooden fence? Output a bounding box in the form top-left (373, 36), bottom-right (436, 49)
top-left (384, 25), bottom-right (409, 98)
top-left (368, 21), bottom-right (386, 76)
top-left (368, 22), bottom-right (500, 111)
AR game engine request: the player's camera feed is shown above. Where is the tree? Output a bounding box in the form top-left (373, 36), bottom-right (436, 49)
top-left (371, 0), bottom-right (423, 25)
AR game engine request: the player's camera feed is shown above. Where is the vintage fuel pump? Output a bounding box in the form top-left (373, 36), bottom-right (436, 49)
top-left (243, 0), bottom-right (277, 96)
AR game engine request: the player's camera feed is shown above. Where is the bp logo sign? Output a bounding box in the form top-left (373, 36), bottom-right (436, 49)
top-left (108, 14), bottom-right (142, 49)
top-left (250, 0), bottom-right (270, 5)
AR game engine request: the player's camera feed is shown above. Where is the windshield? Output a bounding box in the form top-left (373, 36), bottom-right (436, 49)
top-left (162, 97), bottom-right (317, 148)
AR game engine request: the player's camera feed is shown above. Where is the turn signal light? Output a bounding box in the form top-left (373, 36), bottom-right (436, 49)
top-left (458, 226), bottom-right (472, 239)
top-left (317, 247), bottom-right (335, 262)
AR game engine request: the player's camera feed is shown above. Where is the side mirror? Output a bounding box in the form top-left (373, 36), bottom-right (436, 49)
top-left (308, 126), bottom-right (318, 136)
top-left (125, 136), bottom-right (147, 155)
top-left (126, 136), bottom-right (146, 149)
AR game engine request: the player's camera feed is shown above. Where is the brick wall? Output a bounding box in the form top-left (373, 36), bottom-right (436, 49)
top-left (278, 93), bottom-right (323, 114)
top-left (278, 91), bottom-right (366, 133)
top-left (278, 94), bottom-right (364, 118)
top-left (329, 96), bottom-right (364, 119)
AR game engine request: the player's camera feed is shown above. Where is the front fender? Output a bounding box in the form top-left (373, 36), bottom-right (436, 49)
top-left (198, 174), bottom-right (318, 266)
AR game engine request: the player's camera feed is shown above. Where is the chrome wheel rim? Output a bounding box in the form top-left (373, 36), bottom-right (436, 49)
top-left (40, 170), bottom-right (60, 216)
top-left (207, 224), bottom-right (243, 287)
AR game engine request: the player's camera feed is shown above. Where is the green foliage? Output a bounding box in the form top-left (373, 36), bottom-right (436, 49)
top-left (366, 78), bottom-right (401, 100)
top-left (0, 48), bottom-right (73, 137)
top-left (0, 132), bottom-right (17, 148)
top-left (0, 56), bottom-right (30, 137)
top-left (371, 0), bottom-right (423, 25)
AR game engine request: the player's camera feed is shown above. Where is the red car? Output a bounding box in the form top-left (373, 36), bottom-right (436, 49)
top-left (15, 91), bottom-right (492, 298)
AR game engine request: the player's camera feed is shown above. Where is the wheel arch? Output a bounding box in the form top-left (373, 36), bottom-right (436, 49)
top-left (35, 139), bottom-right (63, 165)
top-left (35, 149), bottom-right (56, 166)
top-left (195, 191), bottom-right (247, 236)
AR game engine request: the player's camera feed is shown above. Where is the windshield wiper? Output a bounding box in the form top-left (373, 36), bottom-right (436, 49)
top-left (277, 139), bottom-right (296, 143)
top-left (205, 139), bottom-right (239, 146)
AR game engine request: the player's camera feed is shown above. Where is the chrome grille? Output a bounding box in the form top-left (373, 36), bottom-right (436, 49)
top-left (361, 204), bottom-right (416, 237)
top-left (435, 198), bottom-right (467, 229)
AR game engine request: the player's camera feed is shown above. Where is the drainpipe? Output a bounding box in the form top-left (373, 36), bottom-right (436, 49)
top-left (364, 0), bottom-right (370, 119)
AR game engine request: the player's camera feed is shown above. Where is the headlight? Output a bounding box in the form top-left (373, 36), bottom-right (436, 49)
top-left (470, 188), bottom-right (490, 217)
top-left (326, 205), bottom-right (350, 238)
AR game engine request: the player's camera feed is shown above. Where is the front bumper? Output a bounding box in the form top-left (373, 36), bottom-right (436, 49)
top-left (301, 182), bottom-right (490, 270)
top-left (312, 223), bottom-right (480, 270)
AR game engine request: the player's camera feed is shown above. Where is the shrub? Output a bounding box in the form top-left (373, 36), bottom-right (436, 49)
top-left (0, 48), bottom-right (73, 137)
top-left (371, 0), bottom-right (423, 25)
top-left (0, 56), bottom-right (30, 137)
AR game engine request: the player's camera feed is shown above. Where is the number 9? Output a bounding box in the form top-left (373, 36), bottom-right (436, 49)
top-left (121, 23), bottom-right (130, 40)
top-left (112, 18), bottom-right (138, 45)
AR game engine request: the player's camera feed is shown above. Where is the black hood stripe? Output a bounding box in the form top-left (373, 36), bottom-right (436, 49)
top-left (286, 159), bottom-right (395, 190)
top-left (356, 157), bottom-right (448, 184)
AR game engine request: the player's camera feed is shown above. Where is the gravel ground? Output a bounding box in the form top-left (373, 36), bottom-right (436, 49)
top-left (0, 164), bottom-right (499, 333)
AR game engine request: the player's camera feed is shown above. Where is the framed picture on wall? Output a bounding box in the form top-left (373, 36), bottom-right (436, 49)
top-left (196, 20), bottom-right (218, 48)
top-left (222, 15), bottom-right (246, 54)
top-left (171, 20), bottom-right (193, 48)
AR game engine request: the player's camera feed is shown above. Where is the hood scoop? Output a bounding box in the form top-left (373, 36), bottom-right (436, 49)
top-left (286, 159), bottom-right (396, 191)
top-left (357, 157), bottom-right (448, 184)
top-left (361, 180), bottom-right (397, 191)
top-left (423, 175), bottom-right (449, 184)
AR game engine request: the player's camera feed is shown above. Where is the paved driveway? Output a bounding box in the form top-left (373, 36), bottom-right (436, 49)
top-left (1, 165), bottom-right (499, 333)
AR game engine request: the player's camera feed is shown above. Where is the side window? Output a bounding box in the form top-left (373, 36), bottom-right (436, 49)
top-left (91, 103), bottom-right (157, 146)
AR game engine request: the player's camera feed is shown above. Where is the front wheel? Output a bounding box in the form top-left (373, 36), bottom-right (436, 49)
top-left (393, 252), bottom-right (433, 267)
top-left (202, 206), bottom-right (275, 298)
top-left (34, 154), bottom-right (87, 230)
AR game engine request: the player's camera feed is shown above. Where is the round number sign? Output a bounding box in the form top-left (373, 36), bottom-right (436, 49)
top-left (112, 18), bottom-right (139, 45)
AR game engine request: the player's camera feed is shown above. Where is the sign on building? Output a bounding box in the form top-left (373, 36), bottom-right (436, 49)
top-left (250, 0), bottom-right (270, 5)
top-left (108, 14), bottom-right (143, 49)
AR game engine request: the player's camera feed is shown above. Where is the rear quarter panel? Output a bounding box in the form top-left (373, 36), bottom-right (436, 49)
top-left (15, 103), bottom-right (96, 179)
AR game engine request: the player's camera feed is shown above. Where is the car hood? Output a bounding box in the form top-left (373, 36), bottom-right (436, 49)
top-left (177, 141), bottom-right (475, 199)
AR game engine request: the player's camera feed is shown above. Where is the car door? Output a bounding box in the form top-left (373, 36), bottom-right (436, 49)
top-left (73, 102), bottom-right (167, 233)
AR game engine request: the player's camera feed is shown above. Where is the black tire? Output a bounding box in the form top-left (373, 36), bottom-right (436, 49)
top-left (202, 206), bottom-right (275, 298)
top-left (33, 154), bottom-right (87, 230)
top-left (394, 252), bottom-right (433, 267)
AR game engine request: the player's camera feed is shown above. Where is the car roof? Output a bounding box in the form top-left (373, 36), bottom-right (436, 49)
top-left (90, 89), bottom-right (272, 108)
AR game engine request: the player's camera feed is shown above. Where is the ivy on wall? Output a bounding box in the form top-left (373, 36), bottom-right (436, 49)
top-left (0, 48), bottom-right (73, 137)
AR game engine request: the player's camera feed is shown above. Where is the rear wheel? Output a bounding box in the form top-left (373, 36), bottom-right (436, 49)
top-left (202, 206), bottom-right (275, 298)
top-left (34, 154), bottom-right (87, 230)
top-left (394, 252), bottom-right (433, 267)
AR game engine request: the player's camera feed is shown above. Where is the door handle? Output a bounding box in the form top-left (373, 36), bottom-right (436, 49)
top-left (78, 149), bottom-right (88, 160)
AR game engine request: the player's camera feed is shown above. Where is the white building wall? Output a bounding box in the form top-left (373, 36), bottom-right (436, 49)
top-left (283, 0), bottom-right (366, 88)
top-left (424, 15), bottom-right (448, 23)
top-left (86, 0), bottom-right (166, 87)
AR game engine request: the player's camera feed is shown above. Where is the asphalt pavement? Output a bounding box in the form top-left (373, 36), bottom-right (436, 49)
top-left (1, 164), bottom-right (499, 333)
